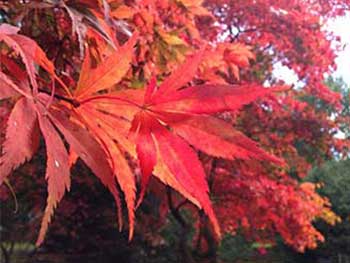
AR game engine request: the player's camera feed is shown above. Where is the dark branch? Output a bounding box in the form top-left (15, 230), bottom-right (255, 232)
top-left (208, 158), bottom-right (218, 189)
top-left (166, 187), bottom-right (187, 228)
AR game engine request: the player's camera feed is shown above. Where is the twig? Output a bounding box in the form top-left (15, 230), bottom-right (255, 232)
top-left (166, 187), bottom-right (187, 228)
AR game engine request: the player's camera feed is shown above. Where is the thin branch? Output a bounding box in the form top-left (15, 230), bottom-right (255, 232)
top-left (175, 199), bottom-right (190, 212)
top-left (166, 187), bottom-right (187, 228)
top-left (208, 158), bottom-right (218, 189)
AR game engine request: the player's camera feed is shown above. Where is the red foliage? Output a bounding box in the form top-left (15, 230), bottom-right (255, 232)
top-left (0, 0), bottom-right (348, 253)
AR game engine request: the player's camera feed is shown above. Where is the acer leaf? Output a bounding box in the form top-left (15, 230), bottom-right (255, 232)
top-left (0, 24), bottom-right (56, 93)
top-left (0, 0), bottom-right (346, 254)
top-left (111, 5), bottom-right (135, 19)
top-left (0, 55), bottom-right (32, 99)
top-left (153, 151), bottom-right (201, 208)
top-left (0, 98), bottom-right (39, 185)
top-left (75, 32), bottom-right (138, 99)
top-left (92, 54), bottom-right (285, 239)
top-left (80, 89), bottom-right (144, 121)
top-left (150, 84), bottom-right (283, 114)
top-left (76, 106), bottom-right (136, 239)
top-left (36, 105), bottom-right (71, 246)
top-left (48, 107), bottom-right (114, 182)
top-left (158, 28), bottom-right (186, 46)
top-left (0, 71), bottom-right (22, 100)
top-left (47, 106), bottom-right (123, 228)
top-left (130, 111), bottom-right (157, 207)
top-left (80, 105), bottom-right (136, 156)
top-left (153, 121), bottom-right (221, 237)
top-left (1, 54), bottom-right (31, 88)
top-left (63, 2), bottom-right (117, 52)
top-left (152, 49), bottom-right (204, 101)
top-left (169, 115), bottom-right (283, 164)
top-left (128, 105), bottom-right (221, 237)
top-left (144, 76), bottom-right (158, 104)
top-left (0, 71), bottom-right (25, 99)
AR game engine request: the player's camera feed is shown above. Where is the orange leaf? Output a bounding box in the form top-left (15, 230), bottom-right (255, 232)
top-left (111, 5), bottom-right (136, 19)
top-left (169, 115), bottom-right (283, 164)
top-left (48, 106), bottom-right (123, 230)
top-left (36, 105), bottom-right (71, 246)
top-left (77, 106), bottom-right (136, 239)
top-left (154, 49), bottom-right (204, 100)
top-left (0, 24), bottom-right (57, 93)
top-left (151, 84), bottom-right (282, 114)
top-left (75, 33), bottom-right (139, 99)
top-left (0, 98), bottom-right (39, 185)
top-left (153, 123), bottom-right (221, 237)
top-left (130, 112), bottom-right (157, 207)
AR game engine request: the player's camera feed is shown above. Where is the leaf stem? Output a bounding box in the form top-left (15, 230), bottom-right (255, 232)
top-left (38, 88), bottom-right (80, 107)
top-left (78, 95), bottom-right (141, 108)
top-left (54, 75), bottom-right (73, 98)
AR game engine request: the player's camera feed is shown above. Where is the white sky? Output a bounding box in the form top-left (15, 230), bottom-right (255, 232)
top-left (272, 15), bottom-right (350, 140)
top-left (327, 15), bottom-right (350, 85)
top-left (273, 14), bottom-right (350, 86)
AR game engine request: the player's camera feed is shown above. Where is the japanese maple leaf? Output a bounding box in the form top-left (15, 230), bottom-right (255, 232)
top-left (129, 53), bottom-right (284, 238)
top-left (1, 24), bottom-right (284, 243)
top-left (75, 48), bottom-right (285, 239)
top-left (0, 25), bottom-right (120, 245)
top-left (0, 24), bottom-right (66, 94)
top-left (0, 94), bottom-right (121, 246)
top-left (1, 29), bottom-right (141, 243)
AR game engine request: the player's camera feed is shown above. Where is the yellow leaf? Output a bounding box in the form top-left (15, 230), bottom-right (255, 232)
top-left (158, 29), bottom-right (185, 46)
top-left (178, 0), bottom-right (203, 8)
top-left (111, 5), bottom-right (135, 19)
top-left (75, 33), bottom-right (138, 99)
